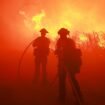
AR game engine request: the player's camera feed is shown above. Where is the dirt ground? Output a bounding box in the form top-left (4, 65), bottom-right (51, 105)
top-left (0, 49), bottom-right (105, 105)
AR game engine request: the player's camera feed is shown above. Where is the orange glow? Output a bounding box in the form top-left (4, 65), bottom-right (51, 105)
top-left (1, 2), bottom-right (105, 102)
top-left (19, 6), bottom-right (105, 48)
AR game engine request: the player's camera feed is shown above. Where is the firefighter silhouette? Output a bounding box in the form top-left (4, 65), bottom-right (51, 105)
top-left (55, 28), bottom-right (84, 104)
top-left (32, 28), bottom-right (50, 84)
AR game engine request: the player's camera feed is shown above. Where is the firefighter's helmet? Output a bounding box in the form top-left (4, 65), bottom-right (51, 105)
top-left (58, 28), bottom-right (70, 35)
top-left (40, 28), bottom-right (48, 33)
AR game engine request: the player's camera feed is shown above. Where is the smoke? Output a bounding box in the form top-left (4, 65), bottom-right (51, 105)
top-left (1, 0), bottom-right (105, 47)
top-left (42, 0), bottom-right (105, 32)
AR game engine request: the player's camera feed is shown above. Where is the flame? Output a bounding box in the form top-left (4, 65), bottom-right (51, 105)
top-left (79, 34), bottom-right (89, 43)
top-left (98, 32), bottom-right (105, 48)
top-left (31, 11), bottom-right (73, 40)
top-left (32, 10), bottom-right (45, 31)
top-left (19, 9), bottom-right (105, 48)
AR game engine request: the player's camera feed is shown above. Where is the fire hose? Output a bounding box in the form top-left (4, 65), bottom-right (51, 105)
top-left (17, 40), bottom-right (35, 80)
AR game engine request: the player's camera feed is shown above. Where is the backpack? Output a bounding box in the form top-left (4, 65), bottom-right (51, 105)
top-left (63, 48), bottom-right (82, 74)
top-left (56, 38), bottom-right (82, 73)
